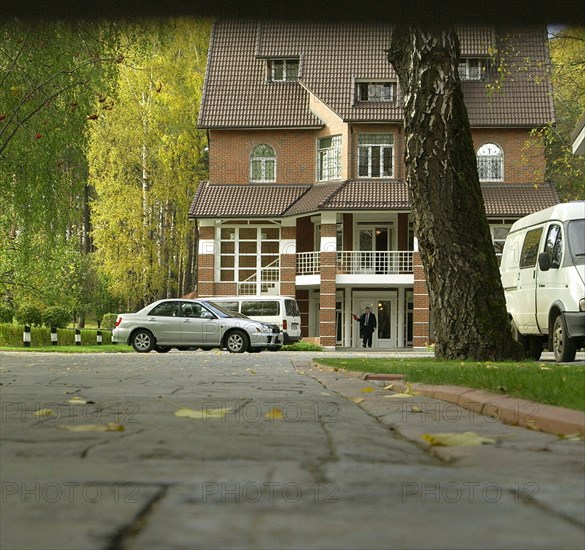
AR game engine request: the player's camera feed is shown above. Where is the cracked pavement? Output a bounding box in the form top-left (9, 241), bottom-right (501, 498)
top-left (1, 350), bottom-right (584, 549)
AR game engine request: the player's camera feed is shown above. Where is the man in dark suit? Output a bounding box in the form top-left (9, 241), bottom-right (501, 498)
top-left (353, 307), bottom-right (377, 348)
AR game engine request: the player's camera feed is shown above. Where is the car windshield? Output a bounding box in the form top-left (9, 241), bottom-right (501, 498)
top-left (567, 219), bottom-right (585, 265)
top-left (204, 301), bottom-right (250, 319)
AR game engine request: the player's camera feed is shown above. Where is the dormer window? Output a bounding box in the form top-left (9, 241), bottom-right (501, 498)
top-left (357, 82), bottom-right (396, 102)
top-left (267, 59), bottom-right (299, 82)
top-left (458, 58), bottom-right (489, 81)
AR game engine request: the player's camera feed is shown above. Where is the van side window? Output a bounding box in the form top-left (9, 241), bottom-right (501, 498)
top-left (242, 301), bottom-right (279, 316)
top-left (519, 228), bottom-right (543, 269)
top-left (544, 224), bottom-right (563, 268)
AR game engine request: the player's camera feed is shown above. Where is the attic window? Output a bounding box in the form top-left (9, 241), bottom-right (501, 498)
top-left (356, 82), bottom-right (395, 102)
top-left (458, 58), bottom-right (490, 81)
top-left (267, 59), bottom-right (299, 82)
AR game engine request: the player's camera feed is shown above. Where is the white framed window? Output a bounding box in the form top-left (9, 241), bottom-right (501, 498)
top-left (458, 58), bottom-right (488, 81)
top-left (356, 82), bottom-right (396, 102)
top-left (317, 135), bottom-right (342, 181)
top-left (218, 226), bottom-right (280, 294)
top-left (358, 133), bottom-right (394, 178)
top-left (477, 143), bottom-right (503, 181)
top-left (267, 59), bottom-right (299, 82)
top-left (250, 144), bottom-right (276, 182)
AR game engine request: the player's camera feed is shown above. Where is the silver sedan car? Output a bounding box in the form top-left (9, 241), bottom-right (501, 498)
top-left (112, 299), bottom-right (282, 353)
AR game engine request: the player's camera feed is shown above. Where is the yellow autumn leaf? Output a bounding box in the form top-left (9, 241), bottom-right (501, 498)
top-left (361, 387), bottom-right (374, 393)
top-left (557, 433), bottom-right (584, 441)
top-left (384, 393), bottom-right (412, 398)
top-left (59, 422), bottom-right (124, 432)
top-left (350, 397), bottom-right (364, 404)
top-left (34, 409), bottom-right (54, 417)
top-left (265, 407), bottom-right (284, 420)
top-left (67, 397), bottom-right (88, 405)
top-left (410, 405), bottom-right (422, 413)
top-left (175, 407), bottom-right (232, 419)
top-left (383, 384), bottom-right (395, 390)
top-left (422, 431), bottom-right (496, 447)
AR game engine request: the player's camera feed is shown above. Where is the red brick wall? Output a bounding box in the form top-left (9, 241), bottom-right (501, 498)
top-left (209, 129), bottom-right (317, 184)
top-left (472, 128), bottom-right (545, 184)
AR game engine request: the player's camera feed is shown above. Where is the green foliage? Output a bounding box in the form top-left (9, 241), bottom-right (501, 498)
top-left (101, 313), bottom-right (119, 329)
top-left (42, 306), bottom-right (71, 328)
top-left (0, 323), bottom-right (113, 346)
top-left (0, 304), bottom-right (13, 323)
top-left (14, 302), bottom-right (43, 327)
top-left (88, 18), bottom-right (211, 310)
top-left (282, 341), bottom-right (323, 351)
top-left (316, 358), bottom-right (585, 411)
top-left (546, 27), bottom-right (585, 200)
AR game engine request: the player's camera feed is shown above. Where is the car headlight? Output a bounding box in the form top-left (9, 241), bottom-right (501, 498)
top-left (580, 298), bottom-right (585, 312)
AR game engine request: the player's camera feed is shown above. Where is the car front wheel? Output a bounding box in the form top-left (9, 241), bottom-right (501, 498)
top-left (225, 330), bottom-right (249, 353)
top-left (131, 329), bottom-right (155, 353)
top-left (552, 315), bottom-right (577, 363)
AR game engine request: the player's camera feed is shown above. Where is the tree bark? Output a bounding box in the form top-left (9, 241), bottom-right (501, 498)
top-left (387, 27), bottom-right (523, 360)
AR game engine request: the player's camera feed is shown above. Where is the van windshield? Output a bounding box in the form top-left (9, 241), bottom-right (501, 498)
top-left (568, 220), bottom-right (585, 265)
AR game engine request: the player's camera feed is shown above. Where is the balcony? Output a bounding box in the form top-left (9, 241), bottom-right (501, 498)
top-left (296, 251), bottom-right (413, 276)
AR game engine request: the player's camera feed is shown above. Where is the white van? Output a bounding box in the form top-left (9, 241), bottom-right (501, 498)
top-left (200, 296), bottom-right (302, 345)
top-left (500, 201), bottom-right (585, 362)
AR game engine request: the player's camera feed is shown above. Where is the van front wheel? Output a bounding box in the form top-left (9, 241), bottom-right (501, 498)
top-left (552, 315), bottom-right (577, 363)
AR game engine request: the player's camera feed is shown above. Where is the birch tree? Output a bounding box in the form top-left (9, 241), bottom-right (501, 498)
top-left (387, 28), bottom-right (523, 361)
top-left (89, 18), bottom-right (210, 310)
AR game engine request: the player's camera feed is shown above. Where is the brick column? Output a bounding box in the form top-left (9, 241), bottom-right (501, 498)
top-left (319, 212), bottom-right (337, 350)
top-left (197, 220), bottom-right (216, 298)
top-left (412, 248), bottom-right (431, 349)
top-left (280, 220), bottom-right (297, 297)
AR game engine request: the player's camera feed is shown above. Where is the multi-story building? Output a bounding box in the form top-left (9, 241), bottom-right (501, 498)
top-left (189, 20), bottom-right (560, 350)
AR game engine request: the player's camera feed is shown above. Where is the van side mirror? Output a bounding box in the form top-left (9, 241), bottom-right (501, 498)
top-left (538, 252), bottom-right (551, 272)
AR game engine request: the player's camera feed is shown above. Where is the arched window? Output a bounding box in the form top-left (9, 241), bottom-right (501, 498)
top-left (477, 143), bottom-right (503, 182)
top-left (250, 144), bottom-right (276, 182)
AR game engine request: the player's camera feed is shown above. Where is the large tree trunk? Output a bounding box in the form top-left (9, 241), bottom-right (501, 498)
top-left (388, 27), bottom-right (523, 361)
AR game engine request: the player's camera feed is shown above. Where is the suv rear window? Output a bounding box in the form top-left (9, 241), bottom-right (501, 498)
top-left (241, 301), bottom-right (279, 316)
top-left (285, 299), bottom-right (300, 316)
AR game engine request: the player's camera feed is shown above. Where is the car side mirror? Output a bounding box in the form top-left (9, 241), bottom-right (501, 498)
top-left (201, 311), bottom-right (215, 319)
top-left (538, 252), bottom-right (551, 272)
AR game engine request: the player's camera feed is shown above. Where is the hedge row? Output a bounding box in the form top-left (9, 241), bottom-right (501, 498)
top-left (0, 324), bottom-right (113, 347)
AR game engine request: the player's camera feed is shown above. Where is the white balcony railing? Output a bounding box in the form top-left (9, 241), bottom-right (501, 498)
top-left (297, 251), bottom-right (413, 276)
top-left (296, 251), bottom-right (321, 275)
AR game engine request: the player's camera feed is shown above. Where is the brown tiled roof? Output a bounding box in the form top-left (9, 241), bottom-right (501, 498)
top-left (197, 20), bottom-right (323, 128)
top-left (190, 180), bottom-right (559, 219)
top-left (189, 181), bottom-right (311, 218)
top-left (198, 21), bottom-right (554, 128)
top-left (482, 182), bottom-right (560, 217)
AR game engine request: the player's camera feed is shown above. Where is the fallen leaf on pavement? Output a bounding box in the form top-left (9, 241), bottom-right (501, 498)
top-left (361, 387), bottom-right (374, 393)
top-left (175, 407), bottom-right (232, 419)
top-left (59, 422), bottom-right (124, 432)
top-left (350, 397), bottom-right (364, 404)
top-left (265, 407), bottom-right (284, 420)
top-left (34, 409), bottom-right (54, 417)
top-left (422, 431), bottom-right (496, 446)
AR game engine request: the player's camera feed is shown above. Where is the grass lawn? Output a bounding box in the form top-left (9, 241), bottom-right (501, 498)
top-left (314, 358), bottom-right (585, 411)
top-left (0, 345), bottom-right (132, 353)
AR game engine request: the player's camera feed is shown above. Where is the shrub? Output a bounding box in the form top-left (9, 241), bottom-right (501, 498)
top-left (43, 306), bottom-right (71, 328)
top-left (101, 313), bottom-right (119, 329)
top-left (14, 303), bottom-right (44, 327)
top-left (0, 304), bottom-right (13, 323)
top-left (282, 341), bottom-right (323, 351)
